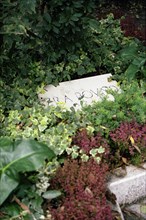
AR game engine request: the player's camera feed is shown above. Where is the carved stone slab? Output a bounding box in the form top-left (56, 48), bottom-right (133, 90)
top-left (38, 73), bottom-right (119, 108)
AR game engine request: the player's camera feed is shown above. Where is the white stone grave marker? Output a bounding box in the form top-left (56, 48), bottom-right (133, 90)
top-left (38, 73), bottom-right (119, 109)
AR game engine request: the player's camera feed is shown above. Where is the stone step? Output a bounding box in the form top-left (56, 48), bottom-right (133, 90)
top-left (108, 163), bottom-right (146, 205)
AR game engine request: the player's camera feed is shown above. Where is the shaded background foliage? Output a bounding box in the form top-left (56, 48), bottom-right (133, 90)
top-left (0, 0), bottom-right (97, 120)
top-left (1, 0), bottom-right (145, 83)
top-left (0, 0), bottom-right (96, 82)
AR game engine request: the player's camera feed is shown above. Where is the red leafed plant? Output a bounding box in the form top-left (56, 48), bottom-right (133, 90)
top-left (110, 121), bottom-right (146, 163)
top-left (120, 15), bottom-right (146, 44)
top-left (48, 159), bottom-right (113, 220)
top-left (72, 129), bottom-right (110, 161)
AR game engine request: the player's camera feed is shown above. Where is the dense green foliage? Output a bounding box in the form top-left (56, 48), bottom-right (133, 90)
top-left (1, 0), bottom-right (96, 82)
top-left (1, 13), bottom-right (146, 125)
top-left (1, 0), bottom-right (146, 87)
top-left (1, 82), bottom-right (146, 159)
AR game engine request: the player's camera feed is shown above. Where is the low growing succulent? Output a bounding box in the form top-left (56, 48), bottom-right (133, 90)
top-left (110, 121), bottom-right (146, 164)
top-left (48, 158), bottom-right (113, 220)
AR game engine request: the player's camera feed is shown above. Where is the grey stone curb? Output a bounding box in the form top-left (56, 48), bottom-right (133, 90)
top-left (108, 163), bottom-right (146, 205)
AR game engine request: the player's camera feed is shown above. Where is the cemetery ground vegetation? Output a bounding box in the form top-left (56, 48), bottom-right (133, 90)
top-left (0, 0), bottom-right (146, 219)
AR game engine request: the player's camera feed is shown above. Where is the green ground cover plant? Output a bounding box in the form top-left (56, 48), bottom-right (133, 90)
top-left (1, 82), bottom-right (145, 158)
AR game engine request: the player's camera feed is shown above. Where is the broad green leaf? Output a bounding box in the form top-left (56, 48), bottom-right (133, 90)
top-left (125, 63), bottom-right (139, 81)
top-left (120, 42), bottom-right (138, 60)
top-left (42, 190), bottom-right (62, 199)
top-left (125, 57), bottom-right (146, 81)
top-left (71, 13), bottom-right (82, 22)
top-left (0, 138), bottom-right (55, 205)
top-left (0, 171), bottom-right (19, 205)
top-left (0, 203), bottom-right (21, 218)
top-left (132, 57), bottom-right (146, 66)
top-left (88, 19), bottom-right (99, 32)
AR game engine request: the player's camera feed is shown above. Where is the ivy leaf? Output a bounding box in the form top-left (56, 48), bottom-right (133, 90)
top-left (97, 146), bottom-right (105, 154)
top-left (125, 63), bottom-right (139, 81)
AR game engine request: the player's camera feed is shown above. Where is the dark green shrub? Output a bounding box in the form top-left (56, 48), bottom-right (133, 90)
top-left (88, 14), bottom-right (146, 82)
top-left (1, 0), bottom-right (96, 82)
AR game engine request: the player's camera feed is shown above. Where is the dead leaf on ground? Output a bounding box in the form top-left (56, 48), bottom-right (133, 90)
top-left (122, 157), bottom-right (129, 165)
top-left (133, 144), bottom-right (141, 154)
top-left (129, 135), bottom-right (135, 145)
top-left (129, 135), bottom-right (141, 154)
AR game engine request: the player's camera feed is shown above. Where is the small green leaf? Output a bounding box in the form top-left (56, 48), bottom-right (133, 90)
top-left (94, 157), bottom-right (101, 164)
top-left (90, 148), bottom-right (98, 157)
top-left (97, 146), bottom-right (105, 154)
top-left (72, 151), bottom-right (79, 159)
top-left (42, 190), bottom-right (62, 199)
top-left (53, 26), bottom-right (59, 34)
top-left (81, 154), bottom-right (89, 162)
top-left (77, 66), bottom-right (86, 76)
top-left (88, 19), bottom-right (99, 32)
